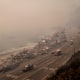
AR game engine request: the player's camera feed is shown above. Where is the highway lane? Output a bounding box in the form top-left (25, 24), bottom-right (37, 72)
top-left (13, 42), bottom-right (72, 80)
top-left (0, 41), bottom-right (77, 80)
top-left (0, 46), bottom-right (55, 79)
top-left (0, 53), bottom-right (52, 78)
top-left (5, 42), bottom-right (67, 78)
top-left (13, 53), bottom-right (59, 80)
top-left (26, 69), bottom-right (52, 80)
top-left (47, 45), bottom-right (74, 68)
top-left (5, 42), bottom-right (62, 76)
top-left (27, 45), bottom-right (74, 80)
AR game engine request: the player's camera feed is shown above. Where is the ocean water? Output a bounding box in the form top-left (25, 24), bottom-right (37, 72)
top-left (0, 28), bottom-right (54, 54)
top-left (0, 35), bottom-right (38, 54)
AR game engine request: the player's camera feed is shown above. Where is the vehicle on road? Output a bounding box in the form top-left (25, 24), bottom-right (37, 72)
top-left (22, 64), bottom-right (34, 72)
top-left (70, 40), bottom-right (74, 45)
top-left (54, 49), bottom-right (62, 56)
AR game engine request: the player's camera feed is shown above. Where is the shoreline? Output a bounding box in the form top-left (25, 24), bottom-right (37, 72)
top-left (0, 42), bottom-right (37, 65)
top-left (0, 42), bottom-right (37, 54)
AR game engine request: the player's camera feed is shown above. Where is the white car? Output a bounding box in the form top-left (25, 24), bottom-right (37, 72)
top-left (55, 49), bottom-right (62, 56)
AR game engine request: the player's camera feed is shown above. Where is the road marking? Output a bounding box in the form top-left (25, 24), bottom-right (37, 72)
top-left (7, 74), bottom-right (18, 78)
top-left (43, 67), bottom-right (58, 71)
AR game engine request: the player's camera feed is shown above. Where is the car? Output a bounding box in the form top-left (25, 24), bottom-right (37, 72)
top-left (22, 64), bottom-right (33, 72)
top-left (55, 49), bottom-right (62, 56)
top-left (70, 40), bottom-right (74, 45)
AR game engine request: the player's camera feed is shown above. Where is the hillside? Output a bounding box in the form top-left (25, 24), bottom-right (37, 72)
top-left (46, 50), bottom-right (80, 80)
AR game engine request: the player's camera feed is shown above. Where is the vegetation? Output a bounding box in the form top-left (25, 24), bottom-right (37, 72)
top-left (46, 50), bottom-right (80, 80)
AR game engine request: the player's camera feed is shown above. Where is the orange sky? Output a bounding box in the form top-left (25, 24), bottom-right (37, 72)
top-left (0, 0), bottom-right (79, 33)
top-left (0, 0), bottom-right (80, 51)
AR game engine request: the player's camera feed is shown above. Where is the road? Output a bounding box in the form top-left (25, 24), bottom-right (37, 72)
top-left (0, 39), bottom-right (79, 80)
top-left (12, 42), bottom-right (74, 80)
top-left (24, 44), bottom-right (74, 80)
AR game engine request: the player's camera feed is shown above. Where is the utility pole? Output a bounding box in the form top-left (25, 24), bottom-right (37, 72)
top-left (73, 41), bottom-right (75, 54)
top-left (70, 39), bottom-right (75, 54)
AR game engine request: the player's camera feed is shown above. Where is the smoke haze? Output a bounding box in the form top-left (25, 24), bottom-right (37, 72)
top-left (0, 0), bottom-right (80, 52)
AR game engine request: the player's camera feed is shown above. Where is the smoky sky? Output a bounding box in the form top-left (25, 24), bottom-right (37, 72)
top-left (0, 0), bottom-right (80, 51)
top-left (0, 0), bottom-right (80, 34)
